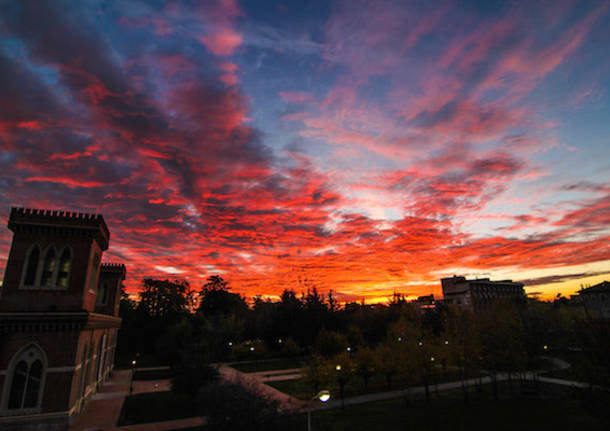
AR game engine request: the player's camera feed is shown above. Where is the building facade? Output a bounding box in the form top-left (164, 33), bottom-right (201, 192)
top-left (0, 208), bottom-right (125, 430)
top-left (441, 275), bottom-right (525, 310)
top-left (578, 281), bottom-right (610, 320)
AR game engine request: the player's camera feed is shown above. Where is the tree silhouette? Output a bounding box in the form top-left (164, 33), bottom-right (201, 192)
top-left (198, 275), bottom-right (247, 316)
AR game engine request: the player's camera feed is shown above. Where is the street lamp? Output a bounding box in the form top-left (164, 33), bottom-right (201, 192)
top-left (130, 359), bottom-right (137, 394)
top-left (307, 390), bottom-right (330, 431)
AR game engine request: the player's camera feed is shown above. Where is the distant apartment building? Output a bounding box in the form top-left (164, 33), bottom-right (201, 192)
top-left (578, 281), bottom-right (610, 320)
top-left (441, 275), bottom-right (525, 310)
top-left (413, 294), bottom-right (435, 309)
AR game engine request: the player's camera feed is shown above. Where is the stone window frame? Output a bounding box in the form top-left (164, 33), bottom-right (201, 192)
top-left (0, 343), bottom-right (48, 415)
top-left (19, 243), bottom-right (42, 288)
top-left (19, 244), bottom-right (73, 290)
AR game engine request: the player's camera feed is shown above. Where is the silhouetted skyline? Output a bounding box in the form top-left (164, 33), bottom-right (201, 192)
top-left (0, 1), bottom-right (609, 301)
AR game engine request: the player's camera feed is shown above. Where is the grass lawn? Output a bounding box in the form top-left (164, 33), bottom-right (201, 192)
top-left (229, 356), bottom-right (306, 373)
top-left (133, 368), bottom-right (173, 381)
top-left (118, 391), bottom-right (202, 425)
top-left (303, 383), bottom-right (610, 431)
top-left (115, 352), bottom-right (168, 369)
top-left (267, 370), bottom-right (476, 400)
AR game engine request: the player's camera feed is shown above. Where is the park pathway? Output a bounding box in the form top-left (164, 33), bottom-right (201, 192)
top-left (316, 370), bottom-right (601, 410)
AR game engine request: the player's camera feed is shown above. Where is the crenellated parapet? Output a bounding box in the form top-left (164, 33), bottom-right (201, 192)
top-left (100, 262), bottom-right (126, 280)
top-left (8, 207), bottom-right (109, 250)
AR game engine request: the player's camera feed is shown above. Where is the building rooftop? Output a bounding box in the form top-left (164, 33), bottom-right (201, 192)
top-left (579, 281), bottom-right (610, 294)
top-left (8, 207), bottom-right (110, 249)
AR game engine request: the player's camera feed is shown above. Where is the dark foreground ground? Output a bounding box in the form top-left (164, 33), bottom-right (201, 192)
top-left (119, 378), bottom-right (609, 431)
top-left (306, 382), bottom-right (609, 431)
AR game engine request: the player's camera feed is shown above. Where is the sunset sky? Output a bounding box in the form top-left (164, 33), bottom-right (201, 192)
top-left (0, 0), bottom-right (609, 302)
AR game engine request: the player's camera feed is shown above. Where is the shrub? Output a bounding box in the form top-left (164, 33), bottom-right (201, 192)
top-left (171, 362), bottom-right (219, 398)
top-left (197, 380), bottom-right (291, 430)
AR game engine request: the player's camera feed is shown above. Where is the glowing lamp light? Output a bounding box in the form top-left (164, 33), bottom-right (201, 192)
top-left (430, 356), bottom-right (435, 362)
top-left (308, 390), bottom-right (331, 431)
top-left (347, 347), bottom-right (351, 352)
top-left (336, 364), bottom-right (342, 371)
top-left (444, 340), bottom-right (449, 345)
top-left (131, 360), bottom-right (136, 366)
top-left (250, 346), bottom-right (255, 352)
top-left (543, 345), bottom-right (548, 350)
top-left (418, 342), bottom-right (423, 346)
top-left (228, 342), bottom-right (233, 347)
top-left (318, 390), bottom-right (331, 402)
top-left (398, 337), bottom-right (402, 342)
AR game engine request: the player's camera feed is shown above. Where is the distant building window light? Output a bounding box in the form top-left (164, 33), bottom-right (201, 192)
top-left (40, 248), bottom-right (57, 287)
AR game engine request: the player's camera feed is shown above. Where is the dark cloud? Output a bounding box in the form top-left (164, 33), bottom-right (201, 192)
top-left (519, 271), bottom-right (610, 287)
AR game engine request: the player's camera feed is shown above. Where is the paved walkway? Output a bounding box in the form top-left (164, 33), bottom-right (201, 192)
top-left (540, 355), bottom-right (571, 371)
top-left (130, 379), bottom-right (172, 394)
top-left (69, 370), bottom-right (204, 431)
top-left (314, 370), bottom-right (605, 411)
top-left (69, 370), bottom-right (132, 431)
top-left (317, 374), bottom-right (508, 410)
top-left (247, 368), bottom-right (303, 382)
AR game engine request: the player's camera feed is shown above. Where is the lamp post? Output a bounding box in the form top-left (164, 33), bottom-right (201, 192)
top-left (307, 390), bottom-right (330, 431)
top-left (130, 359), bottom-right (136, 394)
top-left (336, 364), bottom-right (346, 409)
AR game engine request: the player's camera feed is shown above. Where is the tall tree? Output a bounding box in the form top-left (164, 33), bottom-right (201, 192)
top-left (198, 275), bottom-right (247, 316)
top-left (138, 279), bottom-right (193, 318)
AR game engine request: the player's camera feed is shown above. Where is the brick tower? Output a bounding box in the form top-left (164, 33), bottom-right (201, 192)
top-left (0, 208), bottom-right (125, 430)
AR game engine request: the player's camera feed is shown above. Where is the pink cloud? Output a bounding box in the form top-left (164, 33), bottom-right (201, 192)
top-left (279, 91), bottom-right (313, 104)
top-left (199, 28), bottom-right (242, 56)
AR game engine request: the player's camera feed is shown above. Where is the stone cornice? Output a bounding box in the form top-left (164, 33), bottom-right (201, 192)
top-left (0, 311), bottom-right (121, 333)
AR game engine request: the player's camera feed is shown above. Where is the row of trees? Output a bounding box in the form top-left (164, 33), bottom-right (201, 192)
top-left (118, 276), bottom-right (610, 392)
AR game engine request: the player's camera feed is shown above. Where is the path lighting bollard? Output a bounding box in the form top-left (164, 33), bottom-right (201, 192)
top-left (307, 390), bottom-right (330, 431)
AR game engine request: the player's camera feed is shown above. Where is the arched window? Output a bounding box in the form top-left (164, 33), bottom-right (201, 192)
top-left (22, 245), bottom-right (40, 286)
top-left (56, 247), bottom-right (72, 289)
top-left (40, 247), bottom-right (57, 287)
top-left (5, 345), bottom-right (46, 410)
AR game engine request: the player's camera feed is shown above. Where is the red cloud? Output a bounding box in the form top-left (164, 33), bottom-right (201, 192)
top-left (0, 1), bottom-right (608, 303)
